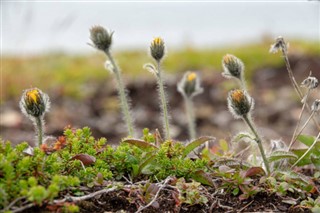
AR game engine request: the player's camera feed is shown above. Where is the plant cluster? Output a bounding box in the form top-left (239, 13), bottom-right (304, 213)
top-left (1, 28), bottom-right (320, 212)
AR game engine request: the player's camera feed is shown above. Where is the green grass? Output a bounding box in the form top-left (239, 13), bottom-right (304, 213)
top-left (2, 39), bottom-right (319, 102)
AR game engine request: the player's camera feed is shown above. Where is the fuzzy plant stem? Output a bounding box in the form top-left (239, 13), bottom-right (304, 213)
top-left (281, 50), bottom-right (320, 130)
top-left (288, 89), bottom-right (311, 150)
top-left (105, 51), bottom-right (134, 137)
top-left (291, 131), bottom-right (320, 168)
top-left (156, 61), bottom-right (170, 140)
top-left (243, 115), bottom-right (270, 175)
top-left (185, 97), bottom-right (196, 140)
top-left (237, 78), bottom-right (247, 91)
top-left (35, 117), bottom-right (44, 146)
top-left (281, 48), bottom-right (303, 99)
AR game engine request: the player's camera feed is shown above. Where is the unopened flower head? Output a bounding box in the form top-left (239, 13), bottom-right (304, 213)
top-left (90, 25), bottom-right (113, 52)
top-left (20, 88), bottom-right (50, 118)
top-left (311, 99), bottom-right (320, 112)
top-left (269, 36), bottom-right (288, 54)
top-left (177, 71), bottom-right (203, 98)
top-left (222, 54), bottom-right (244, 80)
top-left (150, 37), bottom-right (165, 61)
top-left (227, 89), bottom-right (254, 118)
top-left (301, 76), bottom-right (319, 90)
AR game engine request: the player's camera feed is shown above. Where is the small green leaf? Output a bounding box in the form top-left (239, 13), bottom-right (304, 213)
top-left (123, 139), bottom-right (158, 149)
top-left (131, 164), bottom-right (139, 177)
top-left (183, 136), bottom-right (215, 158)
top-left (297, 135), bottom-right (315, 147)
top-left (310, 154), bottom-right (320, 169)
top-left (268, 151), bottom-right (298, 163)
top-left (291, 149), bottom-right (313, 166)
top-left (190, 170), bottom-right (214, 186)
top-left (138, 153), bottom-right (157, 176)
top-left (232, 187), bottom-right (240, 196)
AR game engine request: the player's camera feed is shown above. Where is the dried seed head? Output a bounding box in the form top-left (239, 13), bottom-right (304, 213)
top-left (19, 88), bottom-right (50, 118)
top-left (90, 25), bottom-right (113, 52)
top-left (301, 76), bottom-right (319, 90)
top-left (222, 54), bottom-right (244, 80)
top-left (269, 36), bottom-right (288, 54)
top-left (177, 71), bottom-right (203, 98)
top-left (150, 37), bottom-right (165, 61)
top-left (227, 89), bottom-right (254, 118)
top-left (311, 99), bottom-right (320, 112)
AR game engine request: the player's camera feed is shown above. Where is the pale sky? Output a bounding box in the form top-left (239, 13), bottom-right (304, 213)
top-left (2, 1), bottom-right (319, 55)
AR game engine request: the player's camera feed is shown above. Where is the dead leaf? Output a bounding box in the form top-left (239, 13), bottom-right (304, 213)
top-left (71, 154), bottom-right (96, 166)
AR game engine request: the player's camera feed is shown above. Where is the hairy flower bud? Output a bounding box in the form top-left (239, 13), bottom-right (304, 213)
top-left (20, 88), bottom-right (50, 118)
top-left (150, 37), bottom-right (165, 61)
top-left (177, 71), bottom-right (203, 98)
top-left (301, 76), bottom-right (319, 90)
top-left (222, 54), bottom-right (244, 80)
top-left (227, 89), bottom-right (254, 118)
top-left (90, 25), bottom-right (113, 52)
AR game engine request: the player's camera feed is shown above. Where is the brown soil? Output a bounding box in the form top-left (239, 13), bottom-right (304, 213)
top-left (24, 185), bottom-right (314, 213)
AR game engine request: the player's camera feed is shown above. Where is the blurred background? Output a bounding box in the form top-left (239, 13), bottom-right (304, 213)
top-left (1, 1), bottom-right (320, 147)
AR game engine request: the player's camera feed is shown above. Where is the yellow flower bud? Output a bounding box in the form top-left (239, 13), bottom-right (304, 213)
top-left (20, 88), bottom-right (50, 118)
top-left (187, 72), bottom-right (197, 82)
top-left (177, 71), bottom-right (203, 98)
top-left (26, 89), bottom-right (40, 104)
top-left (150, 37), bottom-right (165, 61)
top-left (227, 89), bottom-right (253, 118)
top-left (222, 54), bottom-right (244, 80)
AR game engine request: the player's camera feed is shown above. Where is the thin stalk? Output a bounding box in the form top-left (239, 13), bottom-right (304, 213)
top-left (105, 51), bottom-right (134, 137)
top-left (35, 117), bottom-right (43, 146)
top-left (156, 61), bottom-right (170, 140)
top-left (243, 115), bottom-right (270, 175)
top-left (288, 89), bottom-right (310, 150)
top-left (281, 49), bottom-right (303, 98)
top-left (185, 97), bottom-right (196, 140)
top-left (281, 50), bottom-right (320, 130)
top-left (291, 131), bottom-right (320, 168)
top-left (290, 111), bottom-right (315, 148)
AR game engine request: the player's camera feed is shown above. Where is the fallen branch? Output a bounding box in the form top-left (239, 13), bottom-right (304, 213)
top-left (54, 186), bottom-right (118, 203)
top-left (10, 203), bottom-right (35, 213)
top-left (2, 196), bottom-right (26, 212)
